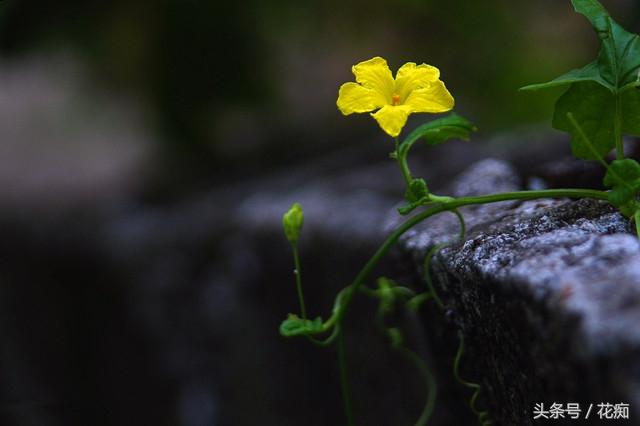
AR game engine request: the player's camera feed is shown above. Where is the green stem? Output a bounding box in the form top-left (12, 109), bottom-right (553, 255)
top-left (292, 245), bottom-right (307, 321)
top-left (331, 188), bottom-right (608, 326)
top-left (635, 210), bottom-right (640, 239)
top-left (395, 137), bottom-right (413, 187)
top-left (424, 243), bottom-right (446, 310)
top-left (452, 208), bottom-right (466, 241)
top-left (442, 189), bottom-right (608, 207)
top-left (614, 93), bottom-right (624, 160)
top-left (310, 189), bottom-right (609, 423)
top-left (428, 193), bottom-right (455, 203)
top-left (338, 329), bottom-right (355, 426)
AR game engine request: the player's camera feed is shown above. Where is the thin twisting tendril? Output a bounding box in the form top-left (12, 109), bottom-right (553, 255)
top-left (423, 208), bottom-right (493, 425)
top-left (451, 208), bottom-right (466, 241)
top-left (289, 188), bottom-right (607, 342)
top-left (393, 338), bottom-right (437, 426)
top-left (453, 331), bottom-right (493, 425)
top-left (422, 243), bottom-right (447, 310)
top-left (291, 191), bottom-right (606, 425)
top-left (370, 289), bottom-right (438, 426)
top-left (376, 207), bottom-right (468, 424)
top-left (306, 326), bottom-right (339, 347)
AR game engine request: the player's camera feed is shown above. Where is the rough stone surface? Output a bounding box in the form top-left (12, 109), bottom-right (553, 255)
top-left (394, 158), bottom-right (640, 425)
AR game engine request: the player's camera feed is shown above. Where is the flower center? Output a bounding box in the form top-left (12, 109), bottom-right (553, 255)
top-left (391, 94), bottom-right (401, 106)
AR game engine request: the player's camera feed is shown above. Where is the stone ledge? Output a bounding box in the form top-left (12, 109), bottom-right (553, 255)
top-left (393, 158), bottom-right (640, 424)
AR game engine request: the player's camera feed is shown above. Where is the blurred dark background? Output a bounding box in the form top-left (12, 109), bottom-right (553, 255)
top-left (0, 1), bottom-right (637, 425)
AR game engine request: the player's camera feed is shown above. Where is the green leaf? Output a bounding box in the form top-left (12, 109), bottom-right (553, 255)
top-left (521, 0), bottom-right (640, 159)
top-left (398, 113), bottom-right (475, 167)
top-left (395, 114), bottom-right (474, 215)
top-left (608, 182), bottom-right (640, 209)
top-left (404, 178), bottom-right (429, 203)
top-left (573, 0), bottom-right (640, 89)
top-left (553, 82), bottom-right (615, 159)
top-left (604, 158), bottom-right (640, 186)
top-left (399, 179), bottom-right (430, 215)
top-left (520, 61), bottom-right (610, 91)
top-left (279, 314), bottom-right (323, 337)
top-left (553, 82), bottom-right (640, 159)
top-left (399, 113), bottom-right (476, 157)
top-left (552, 82), bottom-right (616, 160)
top-left (572, 0), bottom-right (607, 22)
top-left (621, 88), bottom-right (640, 134)
top-left (603, 159), bottom-right (640, 213)
top-left (528, 0), bottom-right (640, 91)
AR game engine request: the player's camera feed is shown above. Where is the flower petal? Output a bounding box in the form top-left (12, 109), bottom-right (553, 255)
top-left (371, 105), bottom-right (412, 137)
top-left (395, 63), bottom-right (441, 101)
top-left (352, 57), bottom-right (394, 102)
top-left (337, 82), bottom-right (387, 115)
top-left (403, 80), bottom-right (454, 113)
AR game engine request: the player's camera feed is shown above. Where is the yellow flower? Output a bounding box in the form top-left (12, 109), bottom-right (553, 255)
top-left (337, 56), bottom-right (454, 137)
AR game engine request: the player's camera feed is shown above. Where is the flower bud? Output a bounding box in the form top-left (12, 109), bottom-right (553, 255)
top-left (282, 202), bottom-right (304, 244)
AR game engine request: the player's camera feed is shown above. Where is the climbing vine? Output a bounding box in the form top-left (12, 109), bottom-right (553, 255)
top-left (280, 1), bottom-right (640, 424)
